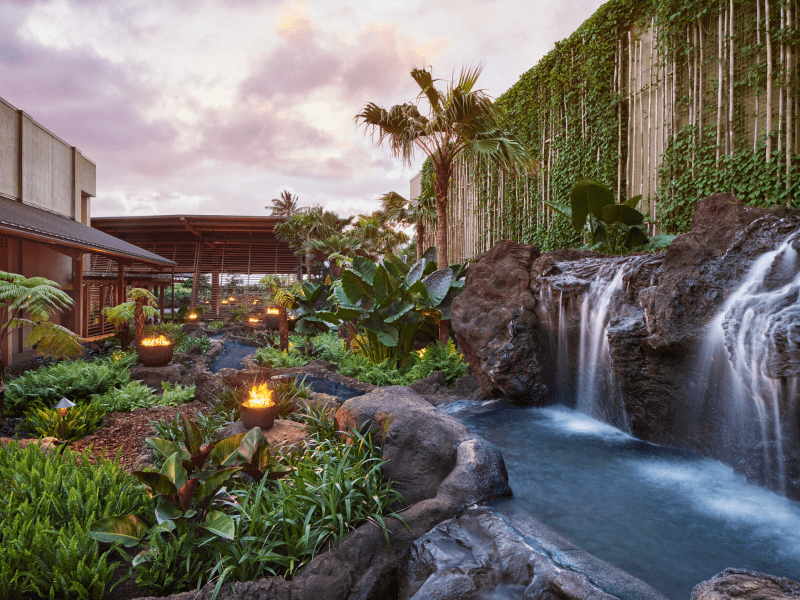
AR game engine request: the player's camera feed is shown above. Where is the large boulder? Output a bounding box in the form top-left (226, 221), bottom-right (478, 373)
top-left (398, 506), bottom-right (665, 600)
top-left (451, 240), bottom-right (543, 400)
top-left (691, 569), bottom-right (800, 600)
top-left (335, 386), bottom-right (510, 506)
top-left (129, 363), bottom-right (188, 391)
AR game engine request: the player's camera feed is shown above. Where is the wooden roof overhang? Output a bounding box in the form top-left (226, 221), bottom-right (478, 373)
top-left (0, 197), bottom-right (176, 268)
top-left (91, 215), bottom-right (299, 275)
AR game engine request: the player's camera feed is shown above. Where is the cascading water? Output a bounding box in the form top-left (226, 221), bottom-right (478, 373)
top-left (693, 228), bottom-right (800, 494)
top-left (539, 255), bottom-right (659, 430)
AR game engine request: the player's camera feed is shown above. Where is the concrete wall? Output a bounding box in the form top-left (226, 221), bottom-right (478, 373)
top-left (0, 96), bottom-right (96, 364)
top-left (0, 96), bottom-right (95, 219)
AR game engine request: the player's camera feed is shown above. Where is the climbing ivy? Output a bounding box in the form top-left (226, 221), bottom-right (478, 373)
top-left (449, 0), bottom-right (799, 254)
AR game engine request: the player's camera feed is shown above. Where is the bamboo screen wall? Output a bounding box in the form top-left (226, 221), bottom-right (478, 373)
top-left (421, 0), bottom-right (799, 263)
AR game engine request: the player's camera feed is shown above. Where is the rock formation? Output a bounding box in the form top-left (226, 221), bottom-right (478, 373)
top-left (452, 193), bottom-right (800, 498)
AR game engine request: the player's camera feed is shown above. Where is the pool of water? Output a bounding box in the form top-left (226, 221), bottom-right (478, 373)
top-left (210, 341), bottom-right (256, 372)
top-left (443, 400), bottom-right (800, 600)
top-left (296, 375), bottom-right (364, 402)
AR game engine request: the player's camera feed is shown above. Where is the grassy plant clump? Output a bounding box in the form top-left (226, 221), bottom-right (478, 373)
top-left (254, 345), bottom-right (311, 369)
top-left (92, 380), bottom-right (195, 413)
top-left (175, 334), bottom-right (211, 354)
top-left (335, 340), bottom-right (468, 387)
top-left (206, 320), bottom-right (225, 331)
top-left (0, 442), bottom-right (149, 600)
top-left (272, 376), bottom-right (312, 419)
top-left (20, 398), bottom-right (107, 441)
top-left (4, 353), bottom-right (136, 416)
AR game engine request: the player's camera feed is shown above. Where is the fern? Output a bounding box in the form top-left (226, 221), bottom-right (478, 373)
top-left (20, 398), bottom-right (107, 441)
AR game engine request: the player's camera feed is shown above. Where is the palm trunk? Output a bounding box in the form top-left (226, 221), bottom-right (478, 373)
top-left (0, 356), bottom-right (6, 422)
top-left (416, 222), bottom-right (425, 261)
top-left (434, 157), bottom-right (452, 345)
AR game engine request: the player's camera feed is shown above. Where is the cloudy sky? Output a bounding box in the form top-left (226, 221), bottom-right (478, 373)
top-left (1, 0), bottom-right (605, 218)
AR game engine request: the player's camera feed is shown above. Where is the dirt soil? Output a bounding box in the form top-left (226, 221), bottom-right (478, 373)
top-left (67, 400), bottom-right (213, 471)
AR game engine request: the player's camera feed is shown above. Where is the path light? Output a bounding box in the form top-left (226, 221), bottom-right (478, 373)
top-left (241, 383), bottom-right (277, 431)
top-left (54, 397), bottom-right (74, 441)
top-left (248, 317), bottom-right (259, 323)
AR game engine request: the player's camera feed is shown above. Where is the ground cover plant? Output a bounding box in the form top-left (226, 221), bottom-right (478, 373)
top-left (93, 380), bottom-right (196, 413)
top-left (4, 353), bottom-right (136, 417)
top-left (89, 410), bottom-right (405, 598)
top-left (0, 442), bottom-right (150, 600)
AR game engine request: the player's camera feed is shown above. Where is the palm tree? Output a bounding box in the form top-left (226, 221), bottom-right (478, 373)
top-left (0, 271), bottom-right (83, 421)
top-left (356, 64), bottom-right (535, 343)
top-left (380, 187), bottom-right (435, 261)
top-left (275, 208), bottom-right (353, 280)
top-left (267, 190), bottom-right (302, 217)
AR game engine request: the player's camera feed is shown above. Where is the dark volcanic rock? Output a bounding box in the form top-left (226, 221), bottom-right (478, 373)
top-left (451, 194), bottom-right (800, 498)
top-left (691, 569), bottom-right (800, 600)
top-left (129, 363), bottom-right (188, 391)
top-left (451, 240), bottom-right (543, 400)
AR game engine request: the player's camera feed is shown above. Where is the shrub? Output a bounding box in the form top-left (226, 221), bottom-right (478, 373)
top-left (206, 320), bottom-right (225, 331)
top-left (254, 345), bottom-right (310, 369)
top-left (4, 355), bottom-right (134, 416)
top-left (20, 398), bottom-right (106, 441)
top-left (0, 442), bottom-right (149, 600)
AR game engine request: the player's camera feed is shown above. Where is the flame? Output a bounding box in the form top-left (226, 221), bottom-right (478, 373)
top-left (188, 313), bottom-right (198, 320)
top-left (222, 300), bottom-right (228, 305)
top-left (141, 335), bottom-right (171, 347)
top-left (243, 383), bottom-right (274, 408)
top-left (229, 296), bottom-right (236, 302)
top-left (252, 300), bottom-right (259, 305)
top-left (266, 308), bottom-right (280, 315)
top-left (249, 317), bottom-right (259, 323)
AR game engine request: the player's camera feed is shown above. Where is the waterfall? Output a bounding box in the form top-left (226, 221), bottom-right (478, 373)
top-left (539, 256), bottom-right (656, 431)
top-left (694, 230), bottom-right (800, 494)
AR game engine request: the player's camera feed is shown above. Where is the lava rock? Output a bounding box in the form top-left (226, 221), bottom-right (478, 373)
top-left (129, 363), bottom-right (188, 391)
top-left (451, 240), bottom-right (543, 400)
top-left (691, 569), bottom-right (800, 600)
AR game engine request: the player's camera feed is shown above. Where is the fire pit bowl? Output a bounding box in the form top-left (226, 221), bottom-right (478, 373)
top-left (136, 335), bottom-right (174, 367)
top-left (241, 382), bottom-right (278, 430)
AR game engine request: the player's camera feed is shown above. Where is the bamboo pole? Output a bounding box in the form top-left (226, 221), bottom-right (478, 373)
top-left (717, 7), bottom-right (724, 165)
top-left (723, 9), bottom-right (729, 157)
top-left (755, 0), bottom-right (761, 152)
top-left (639, 39), bottom-right (645, 196)
top-left (618, 37), bottom-right (624, 201)
top-left (778, 3), bottom-right (784, 159)
top-left (628, 31), bottom-right (633, 198)
top-left (648, 20), bottom-right (653, 206)
top-left (729, 0), bottom-right (734, 156)
top-left (783, 1), bottom-right (792, 195)
top-left (699, 20), bottom-right (704, 142)
top-left (766, 0), bottom-right (773, 162)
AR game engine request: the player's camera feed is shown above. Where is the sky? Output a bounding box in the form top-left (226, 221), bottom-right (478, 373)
top-left (1, 0), bottom-right (606, 218)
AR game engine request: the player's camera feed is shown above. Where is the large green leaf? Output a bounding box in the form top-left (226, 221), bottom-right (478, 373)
top-left (643, 234), bottom-right (677, 251)
top-left (192, 467), bottom-right (242, 502)
top-left (237, 427), bottom-right (264, 464)
top-left (341, 270), bottom-right (372, 304)
top-left (161, 453), bottom-right (188, 491)
top-left (422, 269), bottom-right (453, 307)
top-left (352, 256), bottom-right (377, 285)
top-left (146, 438), bottom-right (190, 461)
top-left (132, 470), bottom-right (179, 496)
top-left (181, 413), bottom-right (204, 456)
top-left (372, 265), bottom-right (391, 301)
top-left (90, 515), bottom-right (149, 547)
top-left (544, 200), bottom-right (573, 221)
top-left (362, 318), bottom-right (398, 347)
top-left (154, 497), bottom-right (182, 524)
top-left (571, 178), bottom-right (615, 229)
top-left (384, 254), bottom-right (410, 277)
top-left (601, 204), bottom-right (644, 226)
top-left (210, 433), bottom-right (246, 466)
top-left (623, 194), bottom-right (642, 209)
top-left (421, 246), bottom-right (437, 262)
top-left (384, 301), bottom-right (415, 323)
top-left (406, 259), bottom-right (427, 285)
top-left (334, 284), bottom-right (359, 309)
top-left (624, 226), bottom-right (649, 249)
top-left (203, 510), bottom-right (236, 540)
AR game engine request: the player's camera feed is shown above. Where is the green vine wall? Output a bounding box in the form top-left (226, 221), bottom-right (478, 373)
top-left (443, 0), bottom-right (799, 258)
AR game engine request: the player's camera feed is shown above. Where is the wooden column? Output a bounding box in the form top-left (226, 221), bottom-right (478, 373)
top-left (279, 305), bottom-right (288, 351)
top-left (159, 285), bottom-right (165, 320)
top-left (211, 270), bottom-right (220, 316)
top-left (72, 255), bottom-right (85, 338)
top-left (116, 262), bottom-right (125, 305)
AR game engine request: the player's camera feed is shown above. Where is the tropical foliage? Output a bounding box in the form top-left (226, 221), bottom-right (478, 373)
top-left (0, 270), bottom-right (84, 420)
top-left (356, 65), bottom-right (534, 342)
top-left (267, 190), bottom-right (303, 218)
top-left (103, 288), bottom-right (159, 349)
top-left (546, 178), bottom-right (676, 253)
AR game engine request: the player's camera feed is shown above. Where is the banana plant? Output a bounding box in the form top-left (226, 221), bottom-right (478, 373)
top-left (90, 415), bottom-right (289, 553)
top-left (546, 177), bottom-right (676, 254)
top-left (319, 250), bottom-right (466, 364)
